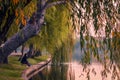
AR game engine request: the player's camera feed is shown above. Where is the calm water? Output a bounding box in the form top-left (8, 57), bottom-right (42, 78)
top-left (30, 40), bottom-right (120, 80)
top-left (30, 61), bottom-right (120, 80)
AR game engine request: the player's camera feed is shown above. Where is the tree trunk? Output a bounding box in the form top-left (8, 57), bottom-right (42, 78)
top-left (0, 0), bottom-right (32, 45)
top-left (3, 57), bottom-right (8, 64)
top-left (18, 44), bottom-right (25, 61)
top-left (0, 0), bottom-right (46, 64)
top-left (21, 44), bottom-right (25, 55)
top-left (0, 23), bottom-right (42, 63)
top-left (27, 43), bottom-right (34, 58)
top-left (0, 0), bottom-right (66, 64)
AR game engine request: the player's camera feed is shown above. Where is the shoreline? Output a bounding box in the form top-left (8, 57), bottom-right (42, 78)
top-left (22, 58), bottom-right (51, 80)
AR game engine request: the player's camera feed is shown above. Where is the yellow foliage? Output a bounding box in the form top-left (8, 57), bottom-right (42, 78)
top-left (21, 17), bottom-right (26, 26)
top-left (20, 9), bottom-right (26, 26)
top-left (112, 31), bottom-right (115, 36)
top-left (15, 9), bottom-right (18, 17)
top-left (15, 9), bottom-right (26, 25)
top-left (15, 19), bottom-right (19, 25)
top-left (112, 31), bottom-right (120, 38)
top-left (31, 3), bottom-right (35, 8)
top-left (12, 0), bottom-right (19, 5)
top-left (20, 9), bottom-right (24, 18)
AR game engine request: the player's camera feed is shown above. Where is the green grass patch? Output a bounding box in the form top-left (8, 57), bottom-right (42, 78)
top-left (28, 55), bottom-right (49, 65)
top-left (0, 55), bottom-right (49, 80)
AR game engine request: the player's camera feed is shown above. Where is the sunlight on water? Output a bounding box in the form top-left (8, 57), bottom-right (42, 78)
top-left (30, 39), bottom-right (120, 80)
top-left (67, 61), bottom-right (120, 80)
top-left (30, 61), bottom-right (120, 80)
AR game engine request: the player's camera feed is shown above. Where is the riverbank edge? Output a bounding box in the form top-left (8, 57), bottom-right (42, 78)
top-left (22, 58), bottom-right (51, 80)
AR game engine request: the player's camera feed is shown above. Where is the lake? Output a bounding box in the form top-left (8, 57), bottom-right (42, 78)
top-left (30, 39), bottom-right (120, 80)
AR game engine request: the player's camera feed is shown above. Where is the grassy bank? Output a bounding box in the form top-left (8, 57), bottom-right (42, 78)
top-left (0, 55), bottom-right (49, 80)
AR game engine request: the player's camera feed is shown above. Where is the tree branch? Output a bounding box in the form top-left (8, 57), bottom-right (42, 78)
top-left (0, 0), bottom-right (32, 43)
top-left (46, 0), bottom-right (67, 9)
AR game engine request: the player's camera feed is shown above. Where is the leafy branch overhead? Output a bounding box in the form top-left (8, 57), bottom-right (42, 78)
top-left (0, 0), bottom-right (120, 67)
top-left (0, 0), bottom-right (71, 64)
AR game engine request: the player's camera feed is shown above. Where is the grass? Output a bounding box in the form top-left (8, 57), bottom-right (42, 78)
top-left (0, 55), bottom-right (49, 80)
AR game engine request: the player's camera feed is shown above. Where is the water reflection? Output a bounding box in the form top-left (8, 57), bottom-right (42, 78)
top-left (30, 38), bottom-right (120, 80)
top-left (30, 63), bottom-right (74, 80)
top-left (30, 61), bottom-right (120, 80)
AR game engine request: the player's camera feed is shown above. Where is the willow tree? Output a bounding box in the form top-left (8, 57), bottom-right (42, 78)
top-left (0, 0), bottom-right (120, 65)
top-left (0, 0), bottom-right (33, 45)
top-left (0, 0), bottom-right (71, 64)
top-left (25, 4), bottom-right (71, 53)
top-left (73, 1), bottom-right (120, 79)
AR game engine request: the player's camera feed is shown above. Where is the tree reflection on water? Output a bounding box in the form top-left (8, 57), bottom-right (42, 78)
top-left (30, 39), bottom-right (75, 80)
top-left (30, 37), bottom-right (120, 80)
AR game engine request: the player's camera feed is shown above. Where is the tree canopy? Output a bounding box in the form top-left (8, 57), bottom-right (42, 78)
top-left (0, 0), bottom-right (120, 68)
top-left (0, 0), bottom-right (120, 79)
top-left (0, 0), bottom-right (33, 44)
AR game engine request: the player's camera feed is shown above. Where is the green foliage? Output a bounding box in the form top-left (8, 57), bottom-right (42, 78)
top-left (0, 0), bottom-right (34, 29)
top-left (28, 55), bottom-right (49, 64)
top-left (6, 1), bottom-right (72, 60)
top-left (41, 5), bottom-right (70, 53)
top-left (26, 4), bottom-right (72, 54)
top-left (52, 37), bottom-right (74, 65)
top-left (70, 0), bottom-right (120, 66)
top-left (6, 0), bottom-right (37, 38)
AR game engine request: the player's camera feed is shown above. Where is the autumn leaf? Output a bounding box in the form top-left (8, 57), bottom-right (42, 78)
top-left (20, 9), bottom-right (24, 18)
top-left (15, 19), bottom-right (19, 25)
top-left (15, 9), bottom-right (18, 17)
top-left (21, 17), bottom-right (26, 26)
top-left (12, 0), bottom-right (19, 5)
